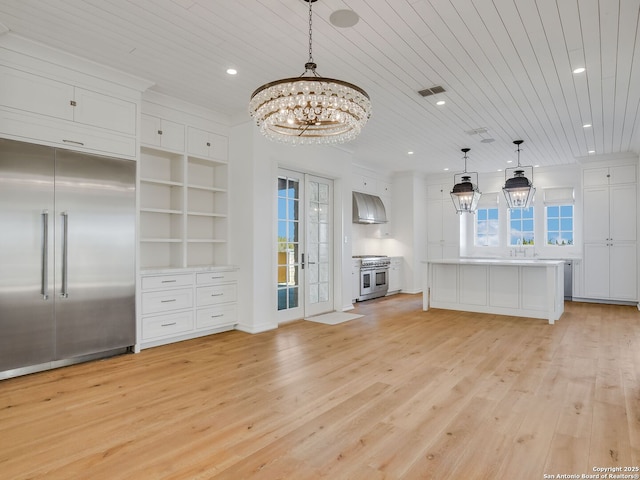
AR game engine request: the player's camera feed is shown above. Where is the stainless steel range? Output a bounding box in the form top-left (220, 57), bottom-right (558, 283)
top-left (354, 255), bottom-right (391, 301)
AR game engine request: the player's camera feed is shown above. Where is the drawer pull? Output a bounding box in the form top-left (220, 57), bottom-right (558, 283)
top-left (161, 322), bottom-right (177, 327)
top-left (211, 314), bottom-right (224, 318)
top-left (161, 280), bottom-right (177, 283)
top-left (161, 299), bottom-right (177, 303)
top-left (62, 139), bottom-right (84, 146)
top-left (209, 276), bottom-right (224, 279)
top-left (211, 293), bottom-right (224, 297)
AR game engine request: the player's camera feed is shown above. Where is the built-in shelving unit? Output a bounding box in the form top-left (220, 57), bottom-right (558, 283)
top-left (137, 105), bottom-right (235, 349)
top-left (139, 135), bottom-right (229, 269)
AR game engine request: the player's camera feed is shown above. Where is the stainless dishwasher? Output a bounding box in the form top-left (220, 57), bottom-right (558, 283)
top-left (564, 261), bottom-right (573, 300)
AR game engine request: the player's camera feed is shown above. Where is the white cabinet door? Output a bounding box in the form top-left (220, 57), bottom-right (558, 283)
top-left (352, 260), bottom-right (360, 302)
top-left (73, 88), bottom-right (136, 135)
top-left (388, 258), bottom-right (402, 293)
top-left (141, 114), bottom-right (185, 151)
top-left (0, 65), bottom-right (73, 120)
top-left (583, 244), bottom-right (611, 298)
top-left (427, 201), bottom-right (443, 244)
top-left (610, 244), bottom-right (637, 300)
top-left (187, 127), bottom-right (228, 160)
top-left (583, 187), bottom-right (610, 243)
top-left (610, 184), bottom-right (637, 243)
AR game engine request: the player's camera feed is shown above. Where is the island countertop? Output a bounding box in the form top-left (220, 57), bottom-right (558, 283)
top-left (423, 259), bottom-right (565, 324)
top-left (424, 258), bottom-right (565, 267)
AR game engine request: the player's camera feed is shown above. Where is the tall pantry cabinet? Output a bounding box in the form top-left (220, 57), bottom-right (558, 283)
top-left (582, 164), bottom-right (637, 303)
top-left (426, 183), bottom-right (460, 259)
top-left (138, 95), bottom-right (238, 349)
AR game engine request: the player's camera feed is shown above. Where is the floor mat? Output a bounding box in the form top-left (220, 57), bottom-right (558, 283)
top-left (305, 312), bottom-right (364, 325)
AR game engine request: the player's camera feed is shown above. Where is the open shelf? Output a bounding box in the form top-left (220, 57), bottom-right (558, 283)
top-left (140, 145), bottom-right (228, 269)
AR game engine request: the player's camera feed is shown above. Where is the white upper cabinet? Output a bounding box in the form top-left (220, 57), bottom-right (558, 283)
top-left (73, 87), bottom-right (136, 135)
top-left (0, 65), bottom-right (74, 120)
top-left (583, 165), bottom-right (637, 187)
top-left (187, 126), bottom-right (228, 160)
top-left (0, 64), bottom-right (139, 158)
top-left (141, 114), bottom-right (185, 152)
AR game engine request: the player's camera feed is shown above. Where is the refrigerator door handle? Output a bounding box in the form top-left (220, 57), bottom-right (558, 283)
top-left (41, 210), bottom-right (49, 300)
top-left (60, 211), bottom-right (69, 298)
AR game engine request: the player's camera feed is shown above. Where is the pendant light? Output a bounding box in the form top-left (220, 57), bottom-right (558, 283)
top-left (503, 140), bottom-right (535, 209)
top-left (249, 0), bottom-right (371, 145)
top-left (450, 148), bottom-right (481, 214)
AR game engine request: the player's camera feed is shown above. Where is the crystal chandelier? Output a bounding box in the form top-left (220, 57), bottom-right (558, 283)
top-left (503, 140), bottom-right (536, 209)
top-left (450, 148), bottom-right (481, 213)
top-left (249, 0), bottom-right (371, 145)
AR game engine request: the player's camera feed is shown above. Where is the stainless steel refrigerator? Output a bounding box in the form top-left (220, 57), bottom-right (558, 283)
top-left (0, 138), bottom-right (136, 379)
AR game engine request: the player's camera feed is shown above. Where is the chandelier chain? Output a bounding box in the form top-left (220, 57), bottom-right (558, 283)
top-left (308, 0), bottom-right (314, 64)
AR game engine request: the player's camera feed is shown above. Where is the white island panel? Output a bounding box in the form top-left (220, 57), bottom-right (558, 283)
top-left (423, 259), bottom-right (564, 324)
top-left (460, 265), bottom-right (488, 306)
top-left (431, 263), bottom-right (458, 303)
top-left (489, 266), bottom-right (519, 308)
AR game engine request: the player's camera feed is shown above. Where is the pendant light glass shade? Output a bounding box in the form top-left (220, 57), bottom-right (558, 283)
top-left (503, 140), bottom-right (535, 209)
top-left (450, 148), bottom-right (481, 213)
top-left (249, 0), bottom-right (371, 145)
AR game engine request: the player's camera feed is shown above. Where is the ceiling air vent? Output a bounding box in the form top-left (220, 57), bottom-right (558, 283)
top-left (418, 85), bottom-right (445, 97)
top-left (465, 127), bottom-right (488, 136)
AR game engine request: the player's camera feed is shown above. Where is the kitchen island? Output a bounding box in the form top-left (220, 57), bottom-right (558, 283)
top-left (423, 258), bottom-right (565, 324)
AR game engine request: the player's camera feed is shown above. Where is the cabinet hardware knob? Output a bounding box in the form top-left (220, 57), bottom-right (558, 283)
top-left (158, 130), bottom-right (163, 135)
top-left (206, 142), bottom-right (211, 147)
top-left (70, 100), bottom-right (77, 106)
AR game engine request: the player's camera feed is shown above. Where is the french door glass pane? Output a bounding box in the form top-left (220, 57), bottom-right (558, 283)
top-left (308, 179), bottom-right (330, 305)
top-left (277, 175), bottom-right (300, 311)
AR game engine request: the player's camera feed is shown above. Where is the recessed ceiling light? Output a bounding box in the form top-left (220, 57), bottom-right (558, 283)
top-left (436, 100), bottom-right (446, 106)
top-left (497, 169), bottom-right (503, 172)
top-left (407, 151), bottom-right (414, 155)
top-left (588, 150), bottom-right (595, 154)
top-left (573, 67), bottom-right (586, 74)
top-left (226, 68), bottom-right (237, 75)
top-left (443, 168), bottom-right (449, 171)
top-left (583, 123), bottom-right (592, 128)
top-left (507, 160), bottom-right (513, 164)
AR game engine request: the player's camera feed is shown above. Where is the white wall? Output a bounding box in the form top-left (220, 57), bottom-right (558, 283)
top-left (229, 121), bottom-right (354, 332)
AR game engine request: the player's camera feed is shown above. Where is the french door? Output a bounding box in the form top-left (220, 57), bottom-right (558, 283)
top-left (277, 169), bottom-right (333, 322)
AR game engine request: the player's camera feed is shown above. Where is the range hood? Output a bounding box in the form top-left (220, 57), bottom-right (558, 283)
top-left (352, 191), bottom-right (388, 224)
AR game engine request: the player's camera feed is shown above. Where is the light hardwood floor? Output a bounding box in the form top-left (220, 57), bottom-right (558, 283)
top-left (1, 294), bottom-right (640, 479)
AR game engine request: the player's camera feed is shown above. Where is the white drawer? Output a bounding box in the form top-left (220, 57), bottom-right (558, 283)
top-left (196, 283), bottom-right (237, 307)
top-left (196, 270), bottom-right (239, 285)
top-left (196, 304), bottom-right (237, 329)
top-left (142, 273), bottom-right (193, 290)
top-left (142, 311), bottom-right (194, 340)
top-left (141, 288), bottom-right (193, 315)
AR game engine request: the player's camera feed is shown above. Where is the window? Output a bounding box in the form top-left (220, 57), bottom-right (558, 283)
top-left (509, 207), bottom-right (534, 245)
top-left (475, 207), bottom-right (499, 246)
top-left (546, 205), bottom-right (573, 245)
top-left (277, 175), bottom-right (300, 311)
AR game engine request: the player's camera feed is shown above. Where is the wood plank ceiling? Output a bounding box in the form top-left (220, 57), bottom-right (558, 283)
top-left (0, 0), bottom-right (638, 175)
